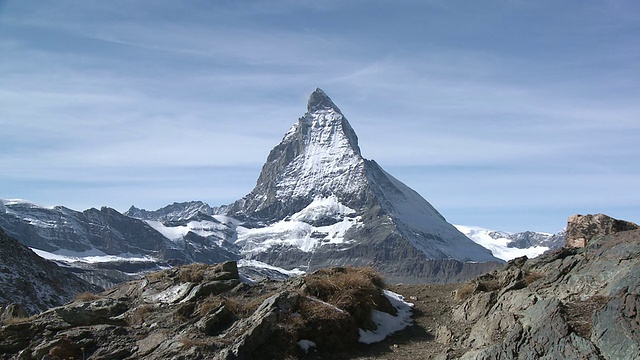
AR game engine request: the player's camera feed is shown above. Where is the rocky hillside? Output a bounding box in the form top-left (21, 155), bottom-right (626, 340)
top-left (326, 213), bottom-right (640, 360)
top-left (0, 229), bottom-right (101, 315)
top-left (0, 262), bottom-right (413, 359)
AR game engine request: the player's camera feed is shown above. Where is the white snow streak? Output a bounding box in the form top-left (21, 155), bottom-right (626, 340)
top-left (358, 290), bottom-right (414, 344)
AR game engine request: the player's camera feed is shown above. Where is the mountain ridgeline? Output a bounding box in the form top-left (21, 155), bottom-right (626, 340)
top-left (1, 88), bottom-right (502, 284)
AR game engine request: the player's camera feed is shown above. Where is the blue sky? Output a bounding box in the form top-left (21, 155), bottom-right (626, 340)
top-left (1, 0), bottom-right (639, 233)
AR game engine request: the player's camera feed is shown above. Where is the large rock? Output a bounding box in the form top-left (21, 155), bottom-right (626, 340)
top-left (565, 213), bottom-right (639, 248)
top-left (592, 289), bottom-right (640, 359)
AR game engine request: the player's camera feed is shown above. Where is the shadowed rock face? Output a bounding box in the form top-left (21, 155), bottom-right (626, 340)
top-left (565, 213), bottom-right (639, 248)
top-left (0, 229), bottom-right (101, 315)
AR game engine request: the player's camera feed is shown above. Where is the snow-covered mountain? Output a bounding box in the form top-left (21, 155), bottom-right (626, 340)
top-left (223, 88), bottom-right (500, 282)
top-left (455, 225), bottom-right (565, 261)
top-left (2, 89), bottom-right (509, 284)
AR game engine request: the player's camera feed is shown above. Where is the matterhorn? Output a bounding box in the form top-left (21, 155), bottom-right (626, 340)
top-left (226, 88), bottom-right (500, 282)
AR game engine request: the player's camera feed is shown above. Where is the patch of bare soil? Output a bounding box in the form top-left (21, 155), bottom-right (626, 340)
top-left (326, 283), bottom-right (467, 360)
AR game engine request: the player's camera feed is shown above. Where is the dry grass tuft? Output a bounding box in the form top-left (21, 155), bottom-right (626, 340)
top-left (128, 304), bottom-right (155, 325)
top-left (180, 337), bottom-right (210, 349)
top-left (222, 293), bottom-right (274, 318)
top-left (455, 282), bottom-right (476, 301)
top-left (303, 266), bottom-right (391, 330)
top-left (178, 263), bottom-right (210, 283)
top-left (74, 291), bottom-right (101, 301)
top-left (194, 295), bottom-right (224, 317)
top-left (524, 271), bottom-right (545, 285)
top-left (0, 316), bottom-right (30, 326)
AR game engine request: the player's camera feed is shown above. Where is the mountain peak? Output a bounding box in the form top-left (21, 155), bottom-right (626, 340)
top-left (307, 87), bottom-right (341, 113)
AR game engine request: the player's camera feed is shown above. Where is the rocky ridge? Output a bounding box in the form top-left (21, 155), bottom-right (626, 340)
top-left (439, 213), bottom-right (640, 359)
top-left (1, 213), bottom-right (637, 359)
top-left (0, 262), bottom-right (412, 360)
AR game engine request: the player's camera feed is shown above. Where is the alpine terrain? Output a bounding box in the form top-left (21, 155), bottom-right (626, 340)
top-left (0, 88), bottom-right (502, 286)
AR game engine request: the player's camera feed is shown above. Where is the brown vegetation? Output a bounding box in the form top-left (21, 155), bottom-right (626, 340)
top-left (303, 266), bottom-right (393, 330)
top-left (74, 291), bottom-right (101, 301)
top-left (455, 282), bottom-right (476, 301)
top-left (524, 271), bottom-right (545, 285)
top-left (178, 263), bottom-right (210, 283)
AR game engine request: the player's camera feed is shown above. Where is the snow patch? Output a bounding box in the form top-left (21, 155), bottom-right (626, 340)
top-left (358, 290), bottom-right (414, 344)
top-left (145, 219), bottom-right (229, 244)
top-left (235, 215), bottom-right (360, 255)
top-left (290, 195), bottom-right (355, 223)
top-left (297, 340), bottom-right (316, 353)
top-left (237, 259), bottom-right (305, 277)
top-left (31, 247), bottom-right (156, 264)
top-left (144, 283), bottom-right (193, 304)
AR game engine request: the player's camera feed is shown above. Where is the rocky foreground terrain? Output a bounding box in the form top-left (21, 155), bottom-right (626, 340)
top-left (1, 213), bottom-right (639, 359)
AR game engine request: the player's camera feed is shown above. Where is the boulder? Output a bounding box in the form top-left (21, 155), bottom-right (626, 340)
top-left (566, 213), bottom-right (639, 248)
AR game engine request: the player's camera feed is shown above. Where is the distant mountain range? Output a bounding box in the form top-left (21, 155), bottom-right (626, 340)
top-left (455, 225), bottom-right (565, 261)
top-left (0, 89), bottom-right (563, 288)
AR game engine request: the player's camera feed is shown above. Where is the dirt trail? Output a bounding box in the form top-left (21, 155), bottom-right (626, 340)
top-left (334, 283), bottom-right (468, 360)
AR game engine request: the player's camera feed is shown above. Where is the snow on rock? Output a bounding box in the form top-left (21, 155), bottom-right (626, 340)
top-left (235, 202), bottom-right (361, 255)
top-left (368, 165), bottom-right (498, 262)
top-left (145, 219), bottom-right (229, 244)
top-left (455, 225), bottom-right (550, 261)
top-left (237, 259), bottom-right (305, 277)
top-left (143, 282), bottom-right (193, 304)
top-left (290, 195), bottom-right (355, 223)
top-left (297, 340), bottom-right (317, 353)
top-left (31, 247), bottom-right (156, 264)
top-left (358, 290), bottom-right (414, 344)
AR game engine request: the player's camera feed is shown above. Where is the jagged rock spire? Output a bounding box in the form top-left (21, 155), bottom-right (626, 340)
top-left (307, 88), bottom-right (342, 113)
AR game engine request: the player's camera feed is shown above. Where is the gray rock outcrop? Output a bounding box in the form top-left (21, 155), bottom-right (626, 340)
top-left (565, 213), bottom-right (639, 248)
top-left (0, 261), bottom-right (407, 359)
top-left (442, 213), bottom-right (640, 359)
